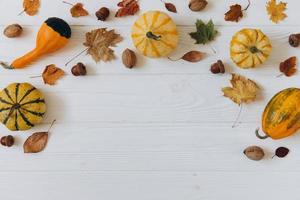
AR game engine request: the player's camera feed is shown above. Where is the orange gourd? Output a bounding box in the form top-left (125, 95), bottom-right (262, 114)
top-left (256, 88), bottom-right (300, 140)
top-left (7, 17), bottom-right (71, 69)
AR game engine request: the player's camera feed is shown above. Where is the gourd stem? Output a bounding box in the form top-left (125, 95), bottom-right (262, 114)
top-left (146, 31), bottom-right (161, 41)
top-left (65, 48), bottom-right (88, 66)
top-left (232, 104), bottom-right (243, 128)
top-left (249, 46), bottom-right (260, 54)
top-left (255, 128), bottom-right (269, 139)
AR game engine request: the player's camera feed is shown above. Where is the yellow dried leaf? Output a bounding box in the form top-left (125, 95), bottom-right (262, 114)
top-left (266, 0), bottom-right (287, 23)
top-left (23, 0), bottom-right (40, 16)
top-left (222, 74), bottom-right (260, 105)
top-left (70, 3), bottom-right (89, 17)
top-left (84, 28), bottom-right (123, 62)
top-left (42, 64), bottom-right (65, 85)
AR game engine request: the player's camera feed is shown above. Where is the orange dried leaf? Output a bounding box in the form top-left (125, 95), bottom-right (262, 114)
top-left (225, 4), bottom-right (243, 22)
top-left (42, 64), bottom-right (65, 85)
top-left (280, 56), bottom-right (297, 77)
top-left (23, 0), bottom-right (40, 16)
top-left (70, 3), bottom-right (89, 17)
top-left (266, 0), bottom-right (287, 23)
top-left (115, 0), bottom-right (139, 17)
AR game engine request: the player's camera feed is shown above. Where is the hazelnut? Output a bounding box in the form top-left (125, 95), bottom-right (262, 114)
top-left (71, 62), bottom-right (87, 76)
top-left (210, 60), bottom-right (225, 74)
top-left (95, 7), bottom-right (110, 21)
top-left (122, 49), bottom-right (137, 69)
top-left (3, 24), bottom-right (23, 38)
top-left (244, 146), bottom-right (265, 161)
top-left (189, 0), bottom-right (208, 12)
top-left (0, 135), bottom-right (14, 147)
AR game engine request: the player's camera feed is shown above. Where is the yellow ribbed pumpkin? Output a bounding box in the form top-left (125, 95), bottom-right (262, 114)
top-left (131, 10), bottom-right (179, 58)
top-left (256, 88), bottom-right (300, 140)
top-left (0, 83), bottom-right (46, 131)
top-left (230, 28), bottom-right (272, 69)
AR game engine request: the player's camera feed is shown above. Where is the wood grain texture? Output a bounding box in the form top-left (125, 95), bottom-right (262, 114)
top-left (0, 0), bottom-right (299, 199)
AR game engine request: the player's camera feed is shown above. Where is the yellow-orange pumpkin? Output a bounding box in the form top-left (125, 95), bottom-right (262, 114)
top-left (256, 88), bottom-right (300, 140)
top-left (230, 28), bottom-right (272, 69)
top-left (131, 11), bottom-right (179, 58)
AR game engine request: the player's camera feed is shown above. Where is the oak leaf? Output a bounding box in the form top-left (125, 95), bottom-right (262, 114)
top-left (224, 4), bottom-right (243, 22)
top-left (266, 0), bottom-right (287, 23)
top-left (70, 3), bottom-right (89, 17)
top-left (23, 0), bottom-right (40, 16)
top-left (42, 64), bottom-right (65, 85)
top-left (280, 56), bottom-right (297, 77)
top-left (222, 74), bottom-right (260, 105)
top-left (115, 0), bottom-right (139, 17)
top-left (84, 28), bottom-right (123, 62)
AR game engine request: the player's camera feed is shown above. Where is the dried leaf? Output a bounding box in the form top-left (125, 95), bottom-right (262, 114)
top-left (280, 56), bottom-right (297, 77)
top-left (222, 74), bottom-right (260, 105)
top-left (70, 3), bottom-right (89, 17)
top-left (274, 147), bottom-right (289, 158)
top-left (23, 0), bottom-right (40, 16)
top-left (189, 19), bottom-right (218, 45)
top-left (224, 4), bottom-right (243, 22)
top-left (24, 132), bottom-right (48, 153)
top-left (169, 51), bottom-right (204, 62)
top-left (266, 0), bottom-right (287, 23)
top-left (42, 64), bottom-right (65, 85)
top-left (115, 0), bottom-right (139, 17)
top-left (164, 2), bottom-right (177, 13)
top-left (83, 28), bottom-right (123, 62)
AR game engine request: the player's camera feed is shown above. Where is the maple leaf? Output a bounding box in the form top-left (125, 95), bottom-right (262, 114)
top-left (23, 0), bottom-right (40, 16)
top-left (222, 74), bottom-right (260, 105)
top-left (115, 0), bottom-right (139, 17)
top-left (83, 28), bottom-right (123, 62)
top-left (280, 56), bottom-right (297, 77)
top-left (224, 4), bottom-right (243, 22)
top-left (266, 0), bottom-right (287, 23)
top-left (70, 3), bottom-right (89, 17)
top-left (189, 19), bottom-right (218, 45)
top-left (42, 64), bottom-right (65, 85)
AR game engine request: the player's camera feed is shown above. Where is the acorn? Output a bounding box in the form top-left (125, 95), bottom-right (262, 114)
top-left (289, 34), bottom-right (300, 47)
top-left (0, 135), bottom-right (14, 147)
top-left (122, 49), bottom-right (137, 69)
top-left (210, 60), bottom-right (225, 74)
top-left (71, 62), bottom-right (87, 76)
top-left (95, 7), bottom-right (110, 21)
top-left (4, 24), bottom-right (23, 38)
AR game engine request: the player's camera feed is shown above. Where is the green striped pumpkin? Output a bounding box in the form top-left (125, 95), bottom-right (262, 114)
top-left (0, 83), bottom-right (46, 131)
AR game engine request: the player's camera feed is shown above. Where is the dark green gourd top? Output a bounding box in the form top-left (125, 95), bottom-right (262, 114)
top-left (45, 17), bottom-right (72, 39)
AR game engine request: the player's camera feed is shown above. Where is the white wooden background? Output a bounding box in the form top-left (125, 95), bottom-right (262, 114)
top-left (0, 0), bottom-right (300, 199)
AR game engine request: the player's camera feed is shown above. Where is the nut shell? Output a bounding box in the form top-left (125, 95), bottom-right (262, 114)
top-left (96, 7), bottom-right (110, 21)
top-left (210, 60), bottom-right (225, 74)
top-left (189, 0), bottom-right (208, 12)
top-left (71, 63), bottom-right (87, 76)
top-left (122, 49), bottom-right (137, 69)
top-left (3, 24), bottom-right (23, 38)
top-left (244, 146), bottom-right (265, 161)
top-left (0, 135), bottom-right (14, 147)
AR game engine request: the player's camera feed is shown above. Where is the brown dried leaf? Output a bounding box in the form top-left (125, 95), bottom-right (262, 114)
top-left (70, 3), bottom-right (89, 17)
top-left (24, 132), bottom-right (48, 153)
top-left (42, 64), bottom-right (65, 85)
top-left (275, 147), bottom-right (290, 158)
top-left (280, 56), bottom-right (297, 77)
top-left (164, 2), bottom-right (177, 13)
top-left (23, 0), bottom-right (40, 16)
top-left (115, 0), bottom-right (139, 17)
top-left (83, 28), bottom-right (123, 62)
top-left (169, 51), bottom-right (205, 62)
top-left (222, 74), bottom-right (260, 105)
top-left (224, 4), bottom-right (243, 22)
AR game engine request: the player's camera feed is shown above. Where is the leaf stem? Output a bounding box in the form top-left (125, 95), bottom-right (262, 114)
top-left (62, 1), bottom-right (74, 6)
top-left (47, 119), bottom-right (57, 133)
top-left (18, 9), bottom-right (26, 16)
top-left (30, 75), bottom-right (42, 78)
top-left (243, 0), bottom-right (251, 11)
top-left (232, 103), bottom-right (243, 128)
top-left (65, 48), bottom-right (89, 66)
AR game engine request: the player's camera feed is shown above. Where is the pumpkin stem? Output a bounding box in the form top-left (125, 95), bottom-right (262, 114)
top-left (65, 48), bottom-right (89, 66)
top-left (232, 104), bottom-right (243, 128)
top-left (146, 31), bottom-right (161, 41)
top-left (255, 128), bottom-right (269, 139)
top-left (249, 46), bottom-right (260, 54)
top-left (243, 0), bottom-right (251, 11)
